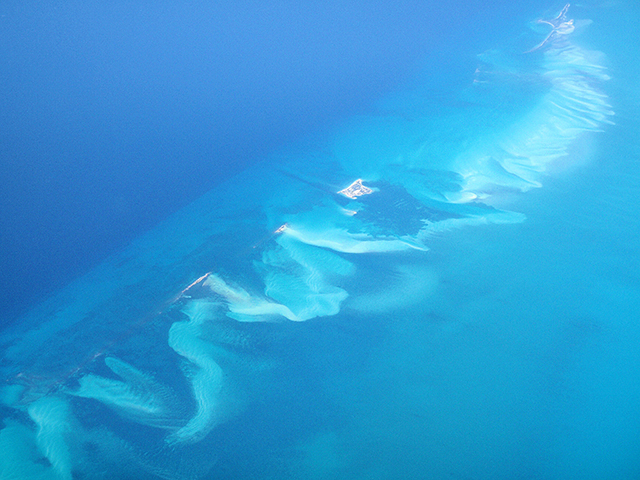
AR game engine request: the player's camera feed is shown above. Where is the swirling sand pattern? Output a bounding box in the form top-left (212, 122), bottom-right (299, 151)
top-left (0, 5), bottom-right (613, 479)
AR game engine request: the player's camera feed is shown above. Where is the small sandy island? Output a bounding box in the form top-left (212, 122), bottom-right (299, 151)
top-left (338, 179), bottom-right (373, 199)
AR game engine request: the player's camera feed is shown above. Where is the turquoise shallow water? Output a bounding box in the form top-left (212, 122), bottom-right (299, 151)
top-left (1, 2), bottom-right (639, 479)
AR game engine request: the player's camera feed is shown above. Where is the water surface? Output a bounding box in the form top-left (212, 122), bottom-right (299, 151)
top-left (1, 2), bottom-right (639, 479)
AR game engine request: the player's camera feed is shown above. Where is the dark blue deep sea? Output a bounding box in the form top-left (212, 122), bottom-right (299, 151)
top-left (1, 1), bottom-right (639, 479)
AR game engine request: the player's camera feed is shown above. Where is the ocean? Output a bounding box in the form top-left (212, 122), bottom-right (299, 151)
top-left (1, 1), bottom-right (639, 479)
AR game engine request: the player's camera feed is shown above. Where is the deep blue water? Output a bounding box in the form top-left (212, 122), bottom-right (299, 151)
top-left (0, 0), bottom-right (532, 320)
top-left (1, 2), bottom-right (639, 479)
